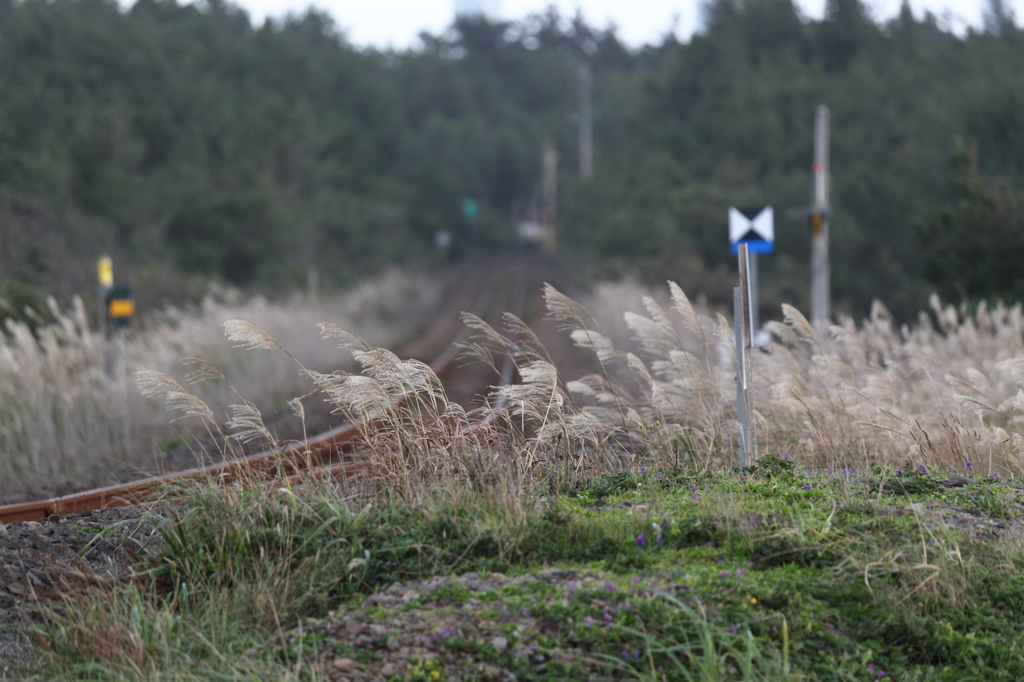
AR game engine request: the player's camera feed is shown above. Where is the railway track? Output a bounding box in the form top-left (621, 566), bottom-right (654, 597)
top-left (0, 257), bottom-right (539, 525)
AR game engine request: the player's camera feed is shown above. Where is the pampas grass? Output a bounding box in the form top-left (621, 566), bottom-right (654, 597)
top-left (180, 278), bottom-right (1024, 498)
top-left (0, 269), bottom-right (439, 501)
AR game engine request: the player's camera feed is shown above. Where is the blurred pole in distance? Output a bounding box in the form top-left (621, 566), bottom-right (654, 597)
top-left (811, 105), bottom-right (831, 329)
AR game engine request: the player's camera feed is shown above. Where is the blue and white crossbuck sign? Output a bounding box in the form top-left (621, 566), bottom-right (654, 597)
top-left (729, 206), bottom-right (774, 254)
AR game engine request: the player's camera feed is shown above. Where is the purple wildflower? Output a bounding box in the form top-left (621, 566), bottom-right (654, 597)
top-left (521, 608), bottom-right (531, 617)
top-left (630, 576), bottom-right (641, 586)
top-left (603, 612), bottom-right (613, 622)
top-left (432, 625), bottom-right (458, 640)
top-left (804, 484), bottom-right (812, 490)
top-left (584, 616), bottom-right (594, 628)
top-left (721, 570), bottom-right (729, 578)
top-left (918, 462), bottom-right (928, 474)
top-left (966, 461), bottom-right (973, 472)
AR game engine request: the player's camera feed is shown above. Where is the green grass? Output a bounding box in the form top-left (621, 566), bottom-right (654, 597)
top-left (24, 462), bottom-right (1024, 680)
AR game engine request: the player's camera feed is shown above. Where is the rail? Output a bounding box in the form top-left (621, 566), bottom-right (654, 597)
top-left (0, 260), bottom-right (534, 524)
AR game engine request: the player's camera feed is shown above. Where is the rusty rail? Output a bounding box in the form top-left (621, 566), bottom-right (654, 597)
top-left (0, 261), bottom-right (531, 525)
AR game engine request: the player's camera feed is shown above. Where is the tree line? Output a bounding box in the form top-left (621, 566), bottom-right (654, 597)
top-left (0, 0), bottom-right (1022, 320)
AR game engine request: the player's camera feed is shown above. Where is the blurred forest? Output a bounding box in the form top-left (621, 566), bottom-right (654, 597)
top-left (1, 0), bottom-right (1023, 321)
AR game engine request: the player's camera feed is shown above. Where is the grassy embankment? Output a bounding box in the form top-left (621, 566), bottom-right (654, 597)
top-left (22, 282), bottom-right (1024, 680)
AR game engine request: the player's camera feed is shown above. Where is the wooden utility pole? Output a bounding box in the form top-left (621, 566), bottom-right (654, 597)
top-left (578, 62), bottom-right (593, 179)
top-left (810, 105), bottom-right (831, 329)
top-left (734, 244), bottom-right (756, 467)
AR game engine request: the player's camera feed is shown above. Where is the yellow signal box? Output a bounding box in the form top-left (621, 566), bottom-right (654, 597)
top-left (809, 212), bottom-right (823, 236)
top-left (108, 285), bottom-right (134, 328)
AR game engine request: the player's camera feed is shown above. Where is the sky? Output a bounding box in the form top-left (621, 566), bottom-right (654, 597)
top-left (234, 0), bottom-right (1017, 49)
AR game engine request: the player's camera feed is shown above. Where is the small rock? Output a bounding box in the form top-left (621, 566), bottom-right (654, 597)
top-left (386, 635), bottom-right (400, 651)
top-left (401, 590), bottom-right (418, 604)
top-left (370, 624), bottom-right (389, 637)
top-left (331, 657), bottom-right (357, 672)
top-left (492, 635), bottom-right (508, 652)
top-left (380, 662), bottom-right (400, 678)
top-left (483, 664), bottom-right (503, 679)
top-left (6, 582), bottom-right (26, 596)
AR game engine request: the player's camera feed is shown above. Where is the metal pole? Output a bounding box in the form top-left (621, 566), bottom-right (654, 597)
top-left (811, 105), bottom-right (830, 329)
top-left (734, 244), bottom-right (756, 467)
top-left (733, 284), bottom-right (746, 466)
top-left (97, 255), bottom-right (113, 378)
top-left (97, 255), bottom-right (112, 335)
top-left (578, 62), bottom-right (593, 179)
top-left (749, 252), bottom-right (759, 345)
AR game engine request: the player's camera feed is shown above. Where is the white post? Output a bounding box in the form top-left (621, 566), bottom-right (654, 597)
top-left (734, 244), bottom-right (756, 467)
top-left (578, 62), bottom-right (593, 179)
top-left (749, 252), bottom-right (759, 344)
top-left (811, 105), bottom-right (830, 329)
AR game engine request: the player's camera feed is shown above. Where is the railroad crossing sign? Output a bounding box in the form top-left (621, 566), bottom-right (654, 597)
top-left (729, 206), bottom-right (774, 254)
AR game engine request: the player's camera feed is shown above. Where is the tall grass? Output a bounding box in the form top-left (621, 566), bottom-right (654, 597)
top-left (539, 282), bottom-right (1024, 476)
top-left (134, 278), bottom-right (1024, 510)
top-left (0, 268), bottom-right (438, 501)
